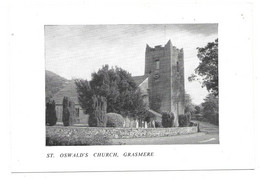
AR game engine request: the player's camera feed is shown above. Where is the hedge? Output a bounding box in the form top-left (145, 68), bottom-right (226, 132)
top-left (106, 113), bottom-right (124, 127)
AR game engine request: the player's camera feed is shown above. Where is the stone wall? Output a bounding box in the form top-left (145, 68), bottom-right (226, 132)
top-left (46, 125), bottom-right (198, 139)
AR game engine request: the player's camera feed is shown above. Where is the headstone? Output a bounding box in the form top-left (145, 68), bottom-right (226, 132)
top-left (144, 121), bottom-right (148, 128)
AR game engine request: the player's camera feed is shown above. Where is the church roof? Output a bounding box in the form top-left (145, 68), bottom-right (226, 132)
top-left (52, 75), bottom-right (149, 105)
top-left (52, 81), bottom-right (79, 105)
top-left (132, 75), bottom-right (148, 86)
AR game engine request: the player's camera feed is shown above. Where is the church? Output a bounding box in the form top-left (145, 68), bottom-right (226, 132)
top-left (132, 40), bottom-right (185, 126)
top-left (52, 40), bottom-right (185, 127)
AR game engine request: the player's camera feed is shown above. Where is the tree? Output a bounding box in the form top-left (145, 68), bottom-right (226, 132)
top-left (188, 39), bottom-right (218, 97)
top-left (62, 97), bottom-right (76, 126)
top-left (194, 105), bottom-right (202, 114)
top-left (184, 92), bottom-right (195, 113)
top-left (46, 100), bottom-right (57, 126)
top-left (89, 95), bottom-right (107, 127)
top-left (75, 65), bottom-right (147, 120)
top-left (201, 93), bottom-right (219, 125)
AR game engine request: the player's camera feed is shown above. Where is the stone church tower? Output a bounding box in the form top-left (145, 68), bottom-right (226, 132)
top-left (145, 40), bottom-right (185, 126)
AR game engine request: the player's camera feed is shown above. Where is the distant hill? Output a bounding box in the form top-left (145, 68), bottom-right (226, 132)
top-left (45, 70), bottom-right (70, 99)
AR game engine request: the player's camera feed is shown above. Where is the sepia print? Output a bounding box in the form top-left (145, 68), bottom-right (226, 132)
top-left (45, 24), bottom-right (219, 146)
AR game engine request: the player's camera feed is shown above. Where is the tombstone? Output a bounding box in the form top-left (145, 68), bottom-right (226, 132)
top-left (135, 119), bottom-right (139, 128)
top-left (151, 119), bottom-right (155, 128)
top-left (144, 121), bottom-right (148, 129)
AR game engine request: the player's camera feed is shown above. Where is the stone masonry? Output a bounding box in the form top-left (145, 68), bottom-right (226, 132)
top-left (144, 40), bottom-right (185, 126)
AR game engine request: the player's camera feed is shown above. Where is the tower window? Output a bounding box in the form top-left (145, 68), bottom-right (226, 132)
top-left (177, 61), bottom-right (179, 72)
top-left (155, 60), bottom-right (160, 70)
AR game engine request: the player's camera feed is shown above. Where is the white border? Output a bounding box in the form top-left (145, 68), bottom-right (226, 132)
top-left (9, 0), bottom-right (254, 173)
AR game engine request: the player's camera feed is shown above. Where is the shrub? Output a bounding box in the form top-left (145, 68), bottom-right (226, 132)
top-left (62, 97), bottom-right (76, 126)
top-left (155, 121), bottom-right (163, 128)
top-left (179, 114), bottom-right (190, 127)
top-left (189, 121), bottom-right (197, 126)
top-left (106, 113), bottom-right (124, 127)
top-left (195, 114), bottom-right (203, 121)
top-left (162, 112), bottom-right (174, 128)
top-left (46, 100), bottom-right (57, 126)
top-left (203, 112), bottom-right (219, 125)
top-left (194, 106), bottom-right (201, 114)
top-left (88, 113), bottom-right (97, 127)
top-left (88, 95), bottom-right (107, 127)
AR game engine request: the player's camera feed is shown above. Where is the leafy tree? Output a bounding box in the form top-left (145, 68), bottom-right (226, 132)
top-left (75, 65), bottom-right (147, 120)
top-left (201, 93), bottom-right (219, 125)
top-left (194, 105), bottom-right (201, 114)
top-left (184, 92), bottom-right (195, 113)
top-left (189, 39), bottom-right (218, 97)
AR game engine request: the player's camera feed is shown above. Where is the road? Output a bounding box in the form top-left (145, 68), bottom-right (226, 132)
top-left (111, 121), bottom-right (219, 145)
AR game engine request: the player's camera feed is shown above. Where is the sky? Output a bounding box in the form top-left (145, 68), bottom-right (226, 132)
top-left (45, 24), bottom-right (218, 105)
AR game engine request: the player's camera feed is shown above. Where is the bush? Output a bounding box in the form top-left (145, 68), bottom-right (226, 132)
top-left (62, 97), bottom-right (76, 126)
top-left (155, 121), bottom-right (163, 128)
top-left (88, 113), bottom-right (97, 127)
top-left (195, 114), bottom-right (203, 121)
top-left (189, 121), bottom-right (197, 126)
top-left (106, 113), bottom-right (124, 127)
top-left (89, 110), bottom-right (107, 127)
top-left (46, 100), bottom-right (57, 126)
top-left (162, 112), bottom-right (174, 128)
top-left (179, 114), bottom-right (190, 127)
top-left (194, 106), bottom-right (201, 114)
top-left (203, 112), bottom-right (219, 125)
top-left (186, 111), bottom-right (191, 122)
top-left (89, 95), bottom-right (107, 127)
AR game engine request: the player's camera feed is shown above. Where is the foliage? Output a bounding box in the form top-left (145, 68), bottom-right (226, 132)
top-left (188, 39), bottom-right (218, 97)
top-left (162, 112), bottom-right (174, 128)
top-left (155, 121), bottom-right (163, 128)
top-left (46, 100), bottom-right (57, 126)
top-left (201, 94), bottom-right (219, 125)
top-left (184, 92), bottom-right (195, 113)
top-left (88, 114), bottom-right (97, 127)
top-left (194, 105), bottom-right (201, 114)
top-left (62, 97), bottom-right (76, 126)
top-left (74, 79), bottom-right (94, 114)
top-left (89, 95), bottom-right (107, 127)
top-left (106, 113), bottom-right (125, 127)
top-left (178, 114), bottom-right (190, 127)
top-left (75, 65), bottom-right (147, 120)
